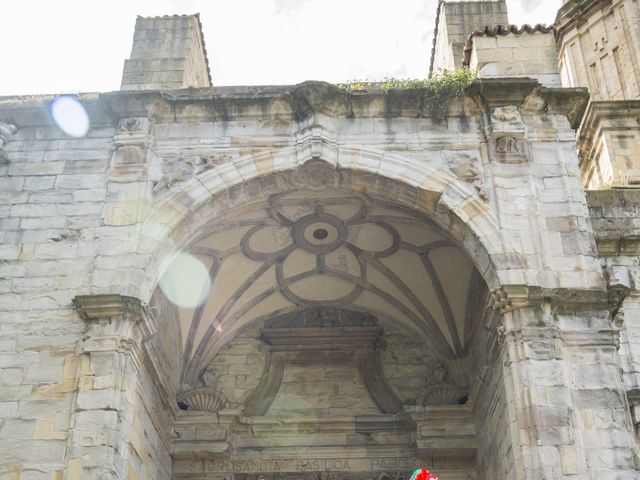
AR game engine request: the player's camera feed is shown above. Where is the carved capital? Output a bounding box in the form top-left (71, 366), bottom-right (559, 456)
top-left (73, 294), bottom-right (157, 339)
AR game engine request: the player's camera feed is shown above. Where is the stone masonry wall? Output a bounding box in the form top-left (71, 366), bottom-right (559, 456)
top-left (0, 118), bottom-right (112, 478)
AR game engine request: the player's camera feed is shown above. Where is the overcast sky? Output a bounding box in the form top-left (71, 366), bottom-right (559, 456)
top-left (0, 0), bottom-right (560, 96)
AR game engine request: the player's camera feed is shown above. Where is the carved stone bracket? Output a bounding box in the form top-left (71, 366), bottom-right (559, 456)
top-left (295, 126), bottom-right (338, 166)
top-left (0, 123), bottom-right (17, 150)
top-left (488, 106), bottom-right (529, 163)
top-left (111, 117), bottom-right (151, 166)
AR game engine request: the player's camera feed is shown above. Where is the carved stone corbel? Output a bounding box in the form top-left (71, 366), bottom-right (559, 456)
top-left (487, 106), bottom-right (528, 163)
top-left (111, 117), bottom-right (151, 166)
top-left (102, 117), bottom-right (155, 225)
top-left (295, 125), bottom-right (338, 166)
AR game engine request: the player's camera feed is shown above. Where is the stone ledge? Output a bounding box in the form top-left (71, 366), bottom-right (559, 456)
top-left (73, 294), bottom-right (149, 320)
top-left (0, 79), bottom-right (589, 129)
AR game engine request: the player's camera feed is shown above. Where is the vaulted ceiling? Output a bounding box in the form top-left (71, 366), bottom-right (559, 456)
top-left (156, 188), bottom-right (483, 386)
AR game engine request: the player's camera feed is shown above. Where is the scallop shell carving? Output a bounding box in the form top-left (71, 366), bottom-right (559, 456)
top-left (177, 388), bottom-right (226, 414)
top-left (420, 383), bottom-right (468, 406)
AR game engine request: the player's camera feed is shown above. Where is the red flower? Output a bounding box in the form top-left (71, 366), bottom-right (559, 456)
top-left (412, 468), bottom-right (440, 480)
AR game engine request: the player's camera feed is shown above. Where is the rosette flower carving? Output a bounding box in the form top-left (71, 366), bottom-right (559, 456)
top-left (240, 195), bottom-right (399, 308)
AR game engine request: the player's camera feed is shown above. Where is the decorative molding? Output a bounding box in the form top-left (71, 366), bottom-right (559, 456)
top-left (576, 101), bottom-right (640, 187)
top-left (489, 285), bottom-right (614, 314)
top-left (263, 326), bottom-right (383, 351)
top-left (555, 0), bottom-right (613, 46)
top-left (359, 350), bottom-right (410, 419)
top-left (295, 126), bottom-right (339, 166)
top-left (354, 414), bottom-right (412, 433)
top-left (242, 354), bottom-right (285, 417)
top-left (73, 294), bottom-right (149, 321)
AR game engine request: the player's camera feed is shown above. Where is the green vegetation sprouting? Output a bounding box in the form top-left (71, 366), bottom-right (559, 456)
top-left (336, 69), bottom-right (476, 95)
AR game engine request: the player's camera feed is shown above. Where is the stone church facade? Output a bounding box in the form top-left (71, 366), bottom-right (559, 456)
top-left (1, 0), bottom-right (640, 478)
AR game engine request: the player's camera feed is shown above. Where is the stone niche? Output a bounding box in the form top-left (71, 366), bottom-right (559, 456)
top-left (173, 309), bottom-right (478, 480)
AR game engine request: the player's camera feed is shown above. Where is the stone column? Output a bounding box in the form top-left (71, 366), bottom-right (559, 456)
top-left (485, 289), bottom-right (638, 478)
top-left (65, 294), bottom-right (157, 479)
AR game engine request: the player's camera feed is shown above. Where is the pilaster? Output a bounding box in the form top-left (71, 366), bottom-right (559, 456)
top-left (65, 295), bottom-right (160, 479)
top-left (484, 289), bottom-right (638, 478)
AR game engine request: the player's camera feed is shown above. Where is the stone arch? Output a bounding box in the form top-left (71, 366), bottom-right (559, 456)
top-left (135, 148), bottom-right (519, 387)
top-left (138, 147), bottom-right (517, 303)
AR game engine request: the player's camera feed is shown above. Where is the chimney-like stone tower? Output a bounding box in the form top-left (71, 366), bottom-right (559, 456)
top-left (121, 14), bottom-right (212, 90)
top-left (430, 0), bottom-right (509, 75)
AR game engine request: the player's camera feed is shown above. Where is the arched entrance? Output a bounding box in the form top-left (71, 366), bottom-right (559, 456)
top-left (147, 162), bottom-right (498, 479)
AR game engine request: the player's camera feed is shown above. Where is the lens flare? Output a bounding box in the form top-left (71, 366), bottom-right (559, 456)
top-left (50, 95), bottom-right (90, 137)
top-left (158, 253), bottom-right (212, 309)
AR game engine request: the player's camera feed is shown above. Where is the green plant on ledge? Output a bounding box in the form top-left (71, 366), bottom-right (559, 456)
top-left (337, 69), bottom-right (475, 93)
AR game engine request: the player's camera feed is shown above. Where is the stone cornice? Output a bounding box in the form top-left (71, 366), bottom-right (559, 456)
top-left (555, 0), bottom-right (613, 45)
top-left (577, 100), bottom-right (640, 164)
top-left (73, 293), bottom-right (145, 318)
top-left (73, 294), bottom-right (157, 337)
top-left (0, 80), bottom-right (589, 130)
top-left (73, 295), bottom-right (158, 351)
top-left (489, 285), bottom-right (621, 314)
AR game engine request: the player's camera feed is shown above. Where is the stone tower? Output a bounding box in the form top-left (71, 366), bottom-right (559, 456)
top-left (430, 0), bottom-right (509, 75)
top-left (121, 14), bottom-right (211, 91)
